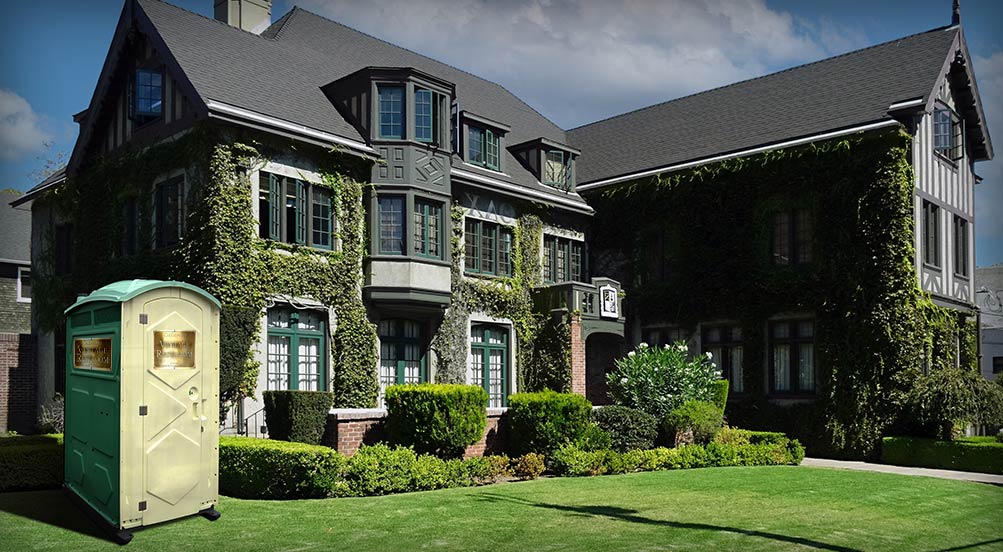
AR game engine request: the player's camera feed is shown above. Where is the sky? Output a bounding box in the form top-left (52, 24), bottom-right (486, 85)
top-left (1, 0), bottom-right (1000, 264)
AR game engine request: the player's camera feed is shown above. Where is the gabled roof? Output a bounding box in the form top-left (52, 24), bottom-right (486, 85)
top-left (9, 167), bottom-right (66, 208)
top-left (130, 0), bottom-right (588, 209)
top-left (568, 25), bottom-right (993, 188)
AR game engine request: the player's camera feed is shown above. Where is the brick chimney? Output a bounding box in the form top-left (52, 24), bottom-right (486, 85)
top-left (214, 0), bottom-right (271, 34)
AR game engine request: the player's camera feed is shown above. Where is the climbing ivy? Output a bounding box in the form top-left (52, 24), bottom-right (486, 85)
top-left (587, 128), bottom-right (979, 459)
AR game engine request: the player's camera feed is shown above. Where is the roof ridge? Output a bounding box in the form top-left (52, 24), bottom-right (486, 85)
top-left (569, 24), bottom-right (957, 132)
top-left (261, 5), bottom-right (298, 40)
top-left (139, 0), bottom-right (277, 41)
top-left (286, 6), bottom-right (567, 137)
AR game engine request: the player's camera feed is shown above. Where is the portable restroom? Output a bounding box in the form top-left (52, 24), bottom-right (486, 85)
top-left (64, 280), bottom-right (221, 544)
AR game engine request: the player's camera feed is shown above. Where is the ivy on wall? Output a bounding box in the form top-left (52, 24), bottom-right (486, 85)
top-left (33, 124), bottom-right (379, 410)
top-left (586, 129), bottom-right (979, 459)
top-left (431, 204), bottom-right (572, 393)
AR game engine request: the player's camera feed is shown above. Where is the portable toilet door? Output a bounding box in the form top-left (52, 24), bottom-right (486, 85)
top-left (65, 280), bottom-right (221, 543)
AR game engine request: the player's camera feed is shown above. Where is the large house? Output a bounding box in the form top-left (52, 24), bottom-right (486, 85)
top-left (11, 0), bottom-right (993, 456)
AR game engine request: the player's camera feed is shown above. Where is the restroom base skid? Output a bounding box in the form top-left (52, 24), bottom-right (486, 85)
top-left (64, 486), bottom-right (133, 545)
top-left (200, 506), bottom-right (221, 521)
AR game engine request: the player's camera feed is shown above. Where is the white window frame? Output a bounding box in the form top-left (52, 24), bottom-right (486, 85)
top-left (16, 266), bottom-right (31, 303)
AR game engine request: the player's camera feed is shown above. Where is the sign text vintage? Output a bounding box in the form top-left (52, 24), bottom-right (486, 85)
top-left (154, 331), bottom-right (196, 369)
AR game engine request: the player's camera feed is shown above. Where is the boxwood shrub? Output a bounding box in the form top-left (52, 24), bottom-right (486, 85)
top-left (219, 436), bottom-right (347, 499)
top-left (664, 400), bottom-right (724, 444)
top-left (508, 391), bottom-right (592, 455)
top-left (0, 434), bottom-right (64, 491)
top-left (385, 384), bottom-right (488, 458)
top-left (263, 390), bottom-right (334, 444)
top-left (592, 405), bottom-right (658, 452)
top-left (881, 436), bottom-right (1003, 475)
top-left (710, 379), bottom-right (729, 413)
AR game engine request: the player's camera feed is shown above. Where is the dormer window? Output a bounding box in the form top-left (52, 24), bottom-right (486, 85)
top-left (933, 107), bottom-right (963, 161)
top-left (378, 85), bottom-right (404, 139)
top-left (132, 68), bottom-right (163, 125)
top-left (468, 126), bottom-right (500, 170)
top-left (544, 150), bottom-right (569, 188)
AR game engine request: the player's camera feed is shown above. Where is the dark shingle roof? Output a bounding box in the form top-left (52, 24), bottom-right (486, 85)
top-left (136, 0), bottom-right (587, 206)
top-left (568, 26), bottom-right (960, 185)
top-left (1, 191), bottom-right (31, 263)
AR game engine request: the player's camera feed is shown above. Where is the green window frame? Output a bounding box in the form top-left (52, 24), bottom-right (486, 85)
top-left (155, 176), bottom-right (184, 249)
top-left (465, 218), bottom-right (513, 276)
top-left (702, 325), bottom-right (743, 393)
top-left (258, 171), bottom-right (333, 250)
top-left (470, 324), bottom-right (508, 407)
top-left (769, 320), bottom-right (814, 395)
top-left (467, 126), bottom-right (500, 170)
top-left (413, 199), bottom-right (443, 259)
top-left (266, 307), bottom-right (326, 392)
top-left (378, 85), bottom-right (404, 139)
top-left (378, 319), bottom-right (427, 406)
top-left (543, 235), bottom-right (584, 283)
top-left (378, 196), bottom-right (405, 255)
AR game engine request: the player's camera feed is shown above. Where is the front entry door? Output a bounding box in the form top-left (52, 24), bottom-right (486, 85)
top-left (141, 296), bottom-right (208, 525)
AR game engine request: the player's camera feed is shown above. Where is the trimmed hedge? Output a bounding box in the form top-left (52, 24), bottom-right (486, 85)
top-left (263, 390), bottom-right (334, 444)
top-left (385, 384), bottom-right (488, 458)
top-left (592, 406), bottom-right (658, 452)
top-left (550, 438), bottom-right (804, 477)
top-left (508, 391), bottom-right (592, 455)
top-left (0, 434), bottom-right (64, 491)
top-left (219, 437), bottom-right (512, 499)
top-left (881, 436), bottom-right (1003, 475)
top-left (710, 379), bottom-right (729, 413)
top-left (664, 400), bottom-right (724, 444)
top-left (219, 436), bottom-right (347, 499)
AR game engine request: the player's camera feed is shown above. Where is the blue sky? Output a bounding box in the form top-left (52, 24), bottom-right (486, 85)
top-left (1, 0), bottom-right (1001, 264)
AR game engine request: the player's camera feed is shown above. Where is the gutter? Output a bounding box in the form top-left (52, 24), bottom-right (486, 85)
top-left (452, 167), bottom-right (594, 215)
top-left (577, 119), bottom-right (901, 191)
top-left (205, 100), bottom-right (377, 158)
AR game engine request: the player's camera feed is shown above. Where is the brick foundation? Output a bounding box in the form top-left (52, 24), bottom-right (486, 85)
top-left (322, 408), bottom-right (509, 457)
top-left (570, 314), bottom-right (586, 397)
top-left (0, 333), bottom-right (37, 434)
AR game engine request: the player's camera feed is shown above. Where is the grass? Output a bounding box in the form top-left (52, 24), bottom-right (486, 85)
top-left (1, 466), bottom-right (1001, 551)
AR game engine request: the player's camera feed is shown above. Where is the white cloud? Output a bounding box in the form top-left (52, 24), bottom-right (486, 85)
top-left (295, 0), bottom-right (862, 128)
top-left (973, 52), bottom-right (1003, 264)
top-left (0, 89), bottom-right (52, 161)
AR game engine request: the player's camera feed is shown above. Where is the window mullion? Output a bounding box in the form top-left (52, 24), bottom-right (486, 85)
top-left (289, 333), bottom-right (300, 391)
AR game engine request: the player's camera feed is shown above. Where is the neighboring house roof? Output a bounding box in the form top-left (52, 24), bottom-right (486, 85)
top-left (9, 167), bottom-right (66, 208)
top-left (568, 25), bottom-right (992, 188)
top-left (128, 0), bottom-right (588, 209)
top-left (1, 190), bottom-right (32, 264)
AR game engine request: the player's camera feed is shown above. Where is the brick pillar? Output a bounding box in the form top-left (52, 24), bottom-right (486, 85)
top-left (570, 314), bottom-right (586, 397)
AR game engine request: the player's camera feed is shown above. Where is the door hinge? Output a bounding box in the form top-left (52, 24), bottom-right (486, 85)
top-left (139, 405), bottom-right (148, 416)
top-left (139, 313), bottom-right (148, 324)
top-left (138, 501), bottom-right (147, 512)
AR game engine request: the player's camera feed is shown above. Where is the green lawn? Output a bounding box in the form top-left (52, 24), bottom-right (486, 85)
top-left (1, 466), bottom-right (1000, 551)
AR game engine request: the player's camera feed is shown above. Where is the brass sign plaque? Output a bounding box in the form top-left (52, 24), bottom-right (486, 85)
top-left (154, 331), bottom-right (196, 369)
top-left (74, 338), bottom-right (113, 371)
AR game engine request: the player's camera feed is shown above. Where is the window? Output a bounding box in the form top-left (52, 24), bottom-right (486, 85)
top-left (464, 218), bottom-right (513, 276)
top-left (258, 172), bottom-right (333, 250)
top-left (543, 235), bottom-right (585, 283)
top-left (703, 325), bottom-right (742, 393)
top-left (470, 324), bottom-right (508, 407)
top-left (378, 319), bottom-right (426, 407)
top-left (266, 307), bottom-right (326, 391)
top-left (770, 320), bottom-right (815, 394)
top-left (544, 150), bottom-right (569, 189)
top-left (155, 177), bottom-right (184, 248)
top-left (413, 200), bottom-right (443, 259)
top-left (922, 200), bottom-right (940, 268)
top-left (993, 357), bottom-right (1003, 375)
top-left (933, 108), bottom-right (963, 161)
top-left (378, 196), bottom-right (405, 255)
top-left (771, 209), bottom-right (812, 265)
top-left (954, 215), bottom-right (969, 277)
top-left (414, 88), bottom-right (447, 145)
top-left (468, 126), bottom-right (500, 170)
top-left (16, 267), bottom-right (31, 303)
top-left (378, 85), bottom-right (404, 139)
top-left (134, 69), bottom-right (163, 119)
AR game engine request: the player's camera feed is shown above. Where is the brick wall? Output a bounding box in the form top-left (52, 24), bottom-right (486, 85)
top-left (570, 314), bottom-right (586, 397)
top-left (0, 332), bottom-right (37, 434)
top-left (323, 408), bottom-right (509, 457)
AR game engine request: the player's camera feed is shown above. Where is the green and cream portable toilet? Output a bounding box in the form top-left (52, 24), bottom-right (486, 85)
top-left (64, 280), bottom-right (221, 544)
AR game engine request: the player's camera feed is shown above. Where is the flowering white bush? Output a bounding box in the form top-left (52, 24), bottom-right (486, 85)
top-left (606, 340), bottom-right (721, 420)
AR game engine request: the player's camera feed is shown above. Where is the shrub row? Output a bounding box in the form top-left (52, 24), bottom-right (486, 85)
top-left (263, 390), bottom-right (335, 445)
top-left (0, 434), bottom-right (64, 491)
top-left (219, 437), bottom-right (539, 499)
top-left (881, 436), bottom-right (1003, 475)
top-left (551, 435), bottom-right (805, 477)
top-left (385, 384), bottom-right (487, 458)
top-left (592, 406), bottom-right (658, 452)
top-left (508, 390), bottom-right (593, 455)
